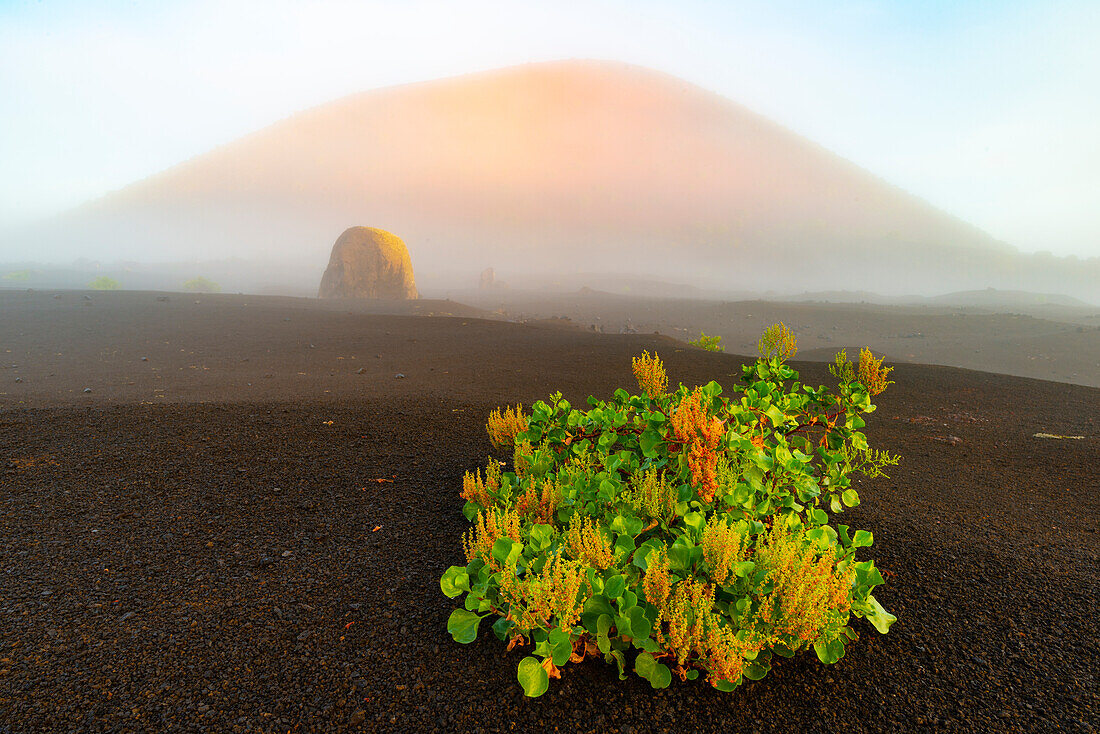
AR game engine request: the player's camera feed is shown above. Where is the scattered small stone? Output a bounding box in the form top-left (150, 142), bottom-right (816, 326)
top-left (930, 435), bottom-right (962, 446)
top-left (83, 387), bottom-right (92, 393)
top-left (296, 630), bottom-right (311, 642)
top-left (83, 295), bottom-right (92, 301)
top-left (394, 373), bottom-right (406, 379)
top-left (14, 377), bottom-right (22, 383)
top-left (356, 367), bottom-right (365, 374)
top-left (258, 556), bottom-right (274, 568)
top-left (281, 550), bottom-right (293, 558)
top-left (141, 357), bottom-right (148, 361)
top-left (119, 612), bottom-right (135, 622)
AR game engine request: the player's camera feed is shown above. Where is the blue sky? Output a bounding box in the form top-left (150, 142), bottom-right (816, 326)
top-left (1, 0), bottom-right (1097, 257)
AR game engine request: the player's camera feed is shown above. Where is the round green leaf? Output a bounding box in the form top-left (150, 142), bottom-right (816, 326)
top-left (446, 609), bottom-right (482, 644)
top-left (649, 663), bottom-right (672, 689)
top-left (604, 574), bottom-right (626, 599)
top-left (517, 657), bottom-right (549, 698)
top-left (440, 566), bottom-right (469, 598)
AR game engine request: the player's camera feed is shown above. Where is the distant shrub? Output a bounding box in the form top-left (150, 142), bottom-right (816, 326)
top-left (88, 276), bottom-right (121, 291)
top-left (441, 326), bottom-right (897, 697)
top-left (829, 348), bottom-right (894, 396)
top-left (182, 276), bottom-right (221, 293)
top-left (688, 331), bottom-right (723, 352)
top-left (2, 270), bottom-right (31, 282)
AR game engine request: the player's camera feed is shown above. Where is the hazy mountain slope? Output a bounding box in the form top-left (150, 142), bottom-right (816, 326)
top-left (12, 60), bottom-right (1098, 299)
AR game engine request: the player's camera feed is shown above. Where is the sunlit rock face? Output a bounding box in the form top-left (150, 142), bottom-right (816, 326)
top-left (318, 227), bottom-right (418, 299)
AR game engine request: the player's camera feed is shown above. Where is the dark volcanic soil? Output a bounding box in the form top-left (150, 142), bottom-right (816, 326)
top-left (1, 291), bottom-right (1098, 733)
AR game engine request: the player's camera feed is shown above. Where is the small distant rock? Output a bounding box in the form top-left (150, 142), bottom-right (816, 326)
top-left (394, 373), bottom-right (406, 379)
top-left (119, 611), bottom-right (135, 622)
top-left (930, 435), bottom-right (962, 446)
top-left (356, 367), bottom-right (365, 374)
top-left (83, 295), bottom-right (92, 301)
top-left (141, 356), bottom-right (148, 361)
top-left (14, 377), bottom-right (22, 383)
top-left (53, 294), bottom-right (61, 300)
top-left (257, 556), bottom-right (274, 568)
top-left (83, 387), bottom-right (92, 393)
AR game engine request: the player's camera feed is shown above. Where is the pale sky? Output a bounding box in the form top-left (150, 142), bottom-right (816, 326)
top-left (1, 0), bottom-right (1098, 258)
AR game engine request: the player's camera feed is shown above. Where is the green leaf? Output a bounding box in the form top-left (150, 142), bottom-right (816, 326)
top-left (440, 566), bottom-right (470, 598)
top-left (639, 428), bottom-right (663, 458)
top-left (649, 663), bottom-right (672, 689)
top-left (549, 628), bottom-right (573, 666)
top-left (855, 594), bottom-right (896, 634)
top-left (491, 537), bottom-right (523, 566)
top-left (682, 511), bottom-right (706, 535)
top-left (733, 560), bottom-right (756, 578)
top-left (604, 574), bottom-right (626, 599)
top-left (492, 616), bottom-right (513, 642)
top-left (852, 530), bottom-right (873, 548)
top-left (743, 661), bottom-right (770, 680)
top-left (764, 405), bottom-right (786, 427)
top-left (609, 649), bottom-right (628, 680)
top-left (668, 537), bottom-right (695, 571)
top-left (446, 609), bottom-right (482, 644)
top-left (597, 614), bottom-right (612, 654)
top-left (529, 524), bottom-right (554, 550)
top-left (517, 657), bottom-right (549, 698)
top-left (841, 489), bottom-right (860, 508)
top-left (627, 606), bottom-right (652, 641)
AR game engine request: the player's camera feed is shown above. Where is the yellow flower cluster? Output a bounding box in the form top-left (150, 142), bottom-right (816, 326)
top-left (512, 441), bottom-right (533, 478)
top-left (460, 461), bottom-right (501, 508)
top-left (462, 507), bottom-right (522, 567)
top-left (486, 404), bottom-right (528, 449)
top-left (658, 577), bottom-right (762, 685)
top-left (857, 348), bottom-right (894, 396)
top-left (700, 515), bottom-right (747, 585)
top-left (563, 515), bottom-right (615, 570)
top-left (626, 469), bottom-right (678, 524)
top-left (757, 322), bottom-right (798, 360)
top-left (670, 389), bottom-right (726, 502)
top-left (514, 479), bottom-right (562, 524)
top-left (632, 351), bottom-right (668, 398)
top-left (752, 522), bottom-right (853, 643)
top-left (642, 546), bottom-right (672, 608)
top-left (500, 554), bottom-right (587, 633)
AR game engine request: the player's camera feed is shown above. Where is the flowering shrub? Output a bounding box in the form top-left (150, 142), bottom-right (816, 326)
top-left (441, 327), bottom-right (896, 696)
top-left (688, 331), bottom-right (724, 352)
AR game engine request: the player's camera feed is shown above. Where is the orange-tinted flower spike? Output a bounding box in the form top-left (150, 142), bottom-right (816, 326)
top-left (632, 351), bottom-right (668, 398)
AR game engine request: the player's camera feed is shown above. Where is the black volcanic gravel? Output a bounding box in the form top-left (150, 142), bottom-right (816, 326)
top-left (0, 292), bottom-right (1098, 733)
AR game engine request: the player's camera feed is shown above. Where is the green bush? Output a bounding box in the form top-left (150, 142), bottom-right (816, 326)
top-left (182, 276), bottom-right (221, 293)
top-left (441, 326), bottom-right (896, 696)
top-left (87, 276), bottom-right (121, 291)
top-left (688, 331), bottom-right (723, 352)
